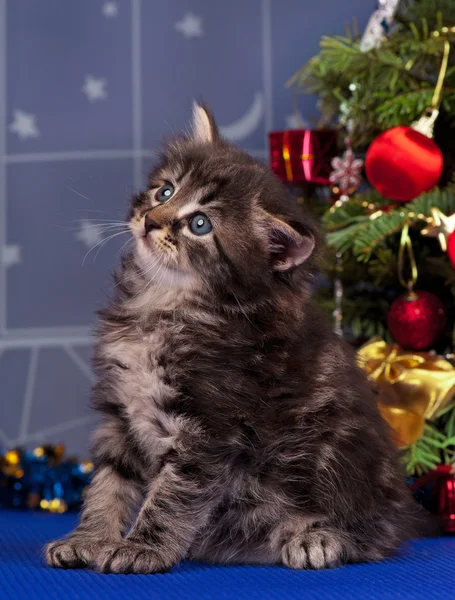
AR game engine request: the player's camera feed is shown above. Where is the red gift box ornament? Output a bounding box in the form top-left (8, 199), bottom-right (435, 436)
top-left (269, 129), bottom-right (338, 185)
top-left (435, 471), bottom-right (455, 533)
top-left (410, 465), bottom-right (455, 534)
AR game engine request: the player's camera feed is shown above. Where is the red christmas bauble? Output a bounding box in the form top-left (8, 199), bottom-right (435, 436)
top-left (387, 290), bottom-right (446, 350)
top-left (448, 231), bottom-right (455, 268)
top-left (365, 126), bottom-right (443, 202)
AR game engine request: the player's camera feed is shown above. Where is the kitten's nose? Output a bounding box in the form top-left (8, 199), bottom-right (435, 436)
top-left (144, 214), bottom-right (161, 235)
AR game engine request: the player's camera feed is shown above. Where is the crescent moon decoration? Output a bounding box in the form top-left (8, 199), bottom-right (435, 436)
top-left (219, 92), bottom-right (264, 142)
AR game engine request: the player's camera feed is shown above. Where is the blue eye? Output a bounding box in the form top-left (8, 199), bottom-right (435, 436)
top-left (189, 213), bottom-right (212, 235)
top-left (156, 183), bottom-right (174, 203)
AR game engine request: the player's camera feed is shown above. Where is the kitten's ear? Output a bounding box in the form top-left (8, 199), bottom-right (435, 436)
top-left (260, 210), bottom-right (315, 271)
top-left (191, 102), bottom-right (219, 144)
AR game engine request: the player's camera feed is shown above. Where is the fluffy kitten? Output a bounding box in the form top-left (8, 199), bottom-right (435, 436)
top-left (46, 104), bottom-right (417, 574)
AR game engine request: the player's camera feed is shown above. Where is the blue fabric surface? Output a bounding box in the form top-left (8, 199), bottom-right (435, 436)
top-left (1, 510), bottom-right (455, 600)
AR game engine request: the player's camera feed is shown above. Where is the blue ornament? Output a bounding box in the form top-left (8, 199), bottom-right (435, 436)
top-left (0, 445), bottom-right (92, 512)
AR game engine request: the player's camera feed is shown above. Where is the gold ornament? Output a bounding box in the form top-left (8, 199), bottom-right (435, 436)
top-left (357, 337), bottom-right (455, 446)
top-left (421, 208), bottom-right (455, 252)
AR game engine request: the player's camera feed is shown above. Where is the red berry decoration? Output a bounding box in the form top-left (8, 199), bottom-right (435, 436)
top-left (448, 231), bottom-right (455, 268)
top-left (365, 126), bottom-right (443, 202)
top-left (387, 290), bottom-right (446, 350)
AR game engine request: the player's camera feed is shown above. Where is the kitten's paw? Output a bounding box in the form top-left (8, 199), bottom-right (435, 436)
top-left (45, 537), bottom-right (101, 569)
top-left (282, 529), bottom-right (345, 570)
top-left (95, 542), bottom-right (169, 574)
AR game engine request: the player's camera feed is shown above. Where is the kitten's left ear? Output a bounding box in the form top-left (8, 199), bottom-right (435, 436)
top-left (261, 210), bottom-right (315, 271)
top-left (191, 102), bottom-right (219, 144)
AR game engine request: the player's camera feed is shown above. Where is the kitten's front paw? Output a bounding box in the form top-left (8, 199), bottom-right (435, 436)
top-left (95, 542), bottom-right (170, 574)
top-left (282, 529), bottom-right (345, 570)
top-left (45, 537), bottom-right (101, 569)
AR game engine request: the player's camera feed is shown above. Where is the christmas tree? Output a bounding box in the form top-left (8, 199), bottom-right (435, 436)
top-left (282, 0), bottom-right (455, 508)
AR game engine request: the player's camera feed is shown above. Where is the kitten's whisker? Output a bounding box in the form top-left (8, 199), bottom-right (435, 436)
top-left (109, 254), bottom-right (161, 292)
top-left (57, 223), bottom-right (128, 234)
top-left (72, 219), bottom-right (126, 223)
top-left (96, 225), bottom-right (130, 233)
top-left (140, 256), bottom-right (165, 285)
top-left (82, 231), bottom-right (130, 265)
top-left (93, 231), bottom-right (131, 262)
top-left (75, 222), bottom-right (129, 230)
top-left (119, 256), bottom-right (166, 317)
top-left (66, 186), bottom-right (92, 202)
top-left (63, 222), bottom-right (129, 237)
top-left (117, 238), bottom-right (133, 257)
top-left (125, 255), bottom-right (163, 296)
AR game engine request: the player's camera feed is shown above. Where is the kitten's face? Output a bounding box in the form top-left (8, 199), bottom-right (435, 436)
top-left (129, 104), bottom-right (315, 298)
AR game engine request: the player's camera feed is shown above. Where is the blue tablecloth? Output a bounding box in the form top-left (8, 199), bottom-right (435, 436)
top-left (1, 509), bottom-right (455, 600)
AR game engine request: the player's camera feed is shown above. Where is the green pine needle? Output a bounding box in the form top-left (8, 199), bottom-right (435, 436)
top-left (324, 188), bottom-right (455, 261)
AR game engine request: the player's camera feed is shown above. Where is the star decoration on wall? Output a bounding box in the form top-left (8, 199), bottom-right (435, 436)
top-left (82, 75), bottom-right (108, 101)
top-left (421, 208), bottom-right (455, 252)
top-left (75, 220), bottom-right (103, 248)
top-left (9, 110), bottom-right (39, 140)
top-left (2, 245), bottom-right (21, 268)
top-left (175, 12), bottom-right (203, 39)
top-left (102, 1), bottom-right (118, 18)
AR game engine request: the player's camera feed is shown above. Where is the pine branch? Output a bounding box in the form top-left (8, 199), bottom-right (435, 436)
top-left (401, 422), bottom-right (445, 476)
top-left (288, 13), bottom-right (455, 144)
top-left (367, 248), bottom-right (398, 286)
top-left (314, 281), bottom-right (390, 341)
top-left (324, 188), bottom-right (455, 261)
top-left (403, 1), bottom-right (455, 27)
top-left (424, 256), bottom-right (455, 288)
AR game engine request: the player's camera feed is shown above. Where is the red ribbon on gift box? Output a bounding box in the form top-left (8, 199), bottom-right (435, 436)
top-left (302, 130), bottom-right (317, 182)
top-left (269, 129), bottom-right (337, 185)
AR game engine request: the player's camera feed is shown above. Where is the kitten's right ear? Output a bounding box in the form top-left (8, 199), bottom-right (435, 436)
top-left (259, 209), bottom-right (315, 272)
top-left (191, 102), bottom-right (219, 144)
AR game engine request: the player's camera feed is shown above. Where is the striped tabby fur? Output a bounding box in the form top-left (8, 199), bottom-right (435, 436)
top-left (46, 104), bottom-right (417, 574)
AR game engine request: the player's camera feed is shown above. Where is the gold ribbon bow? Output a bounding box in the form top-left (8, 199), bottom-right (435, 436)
top-left (357, 337), bottom-right (455, 446)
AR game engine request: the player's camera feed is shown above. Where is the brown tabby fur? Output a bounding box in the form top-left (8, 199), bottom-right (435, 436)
top-left (46, 104), bottom-right (418, 574)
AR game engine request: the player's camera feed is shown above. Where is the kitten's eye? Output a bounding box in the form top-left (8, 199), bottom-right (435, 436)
top-left (156, 183), bottom-right (175, 203)
top-left (188, 213), bottom-right (212, 236)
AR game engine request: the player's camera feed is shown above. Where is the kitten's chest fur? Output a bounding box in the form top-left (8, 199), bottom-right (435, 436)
top-left (100, 320), bottom-right (182, 463)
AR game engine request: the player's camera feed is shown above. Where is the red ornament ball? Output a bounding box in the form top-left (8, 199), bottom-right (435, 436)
top-left (448, 231), bottom-right (455, 268)
top-left (387, 290), bottom-right (446, 350)
top-left (365, 126), bottom-right (443, 202)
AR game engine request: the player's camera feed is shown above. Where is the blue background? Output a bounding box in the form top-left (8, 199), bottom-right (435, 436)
top-left (0, 0), bottom-right (376, 456)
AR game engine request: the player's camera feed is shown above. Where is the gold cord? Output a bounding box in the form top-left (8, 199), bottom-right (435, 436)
top-left (432, 39), bottom-right (450, 109)
top-left (398, 222), bottom-right (418, 292)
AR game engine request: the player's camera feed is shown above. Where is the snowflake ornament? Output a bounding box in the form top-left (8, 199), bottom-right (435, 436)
top-left (329, 147), bottom-right (363, 195)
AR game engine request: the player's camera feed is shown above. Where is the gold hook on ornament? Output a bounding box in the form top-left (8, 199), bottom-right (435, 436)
top-left (432, 39), bottom-right (450, 110)
top-left (412, 39), bottom-right (450, 138)
top-left (398, 222), bottom-right (418, 293)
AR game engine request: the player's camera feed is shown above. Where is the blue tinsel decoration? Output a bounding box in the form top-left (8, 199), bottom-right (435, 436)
top-left (0, 445), bottom-right (92, 512)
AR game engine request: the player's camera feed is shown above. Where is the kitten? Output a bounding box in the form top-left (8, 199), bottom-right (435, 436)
top-left (46, 104), bottom-right (417, 574)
